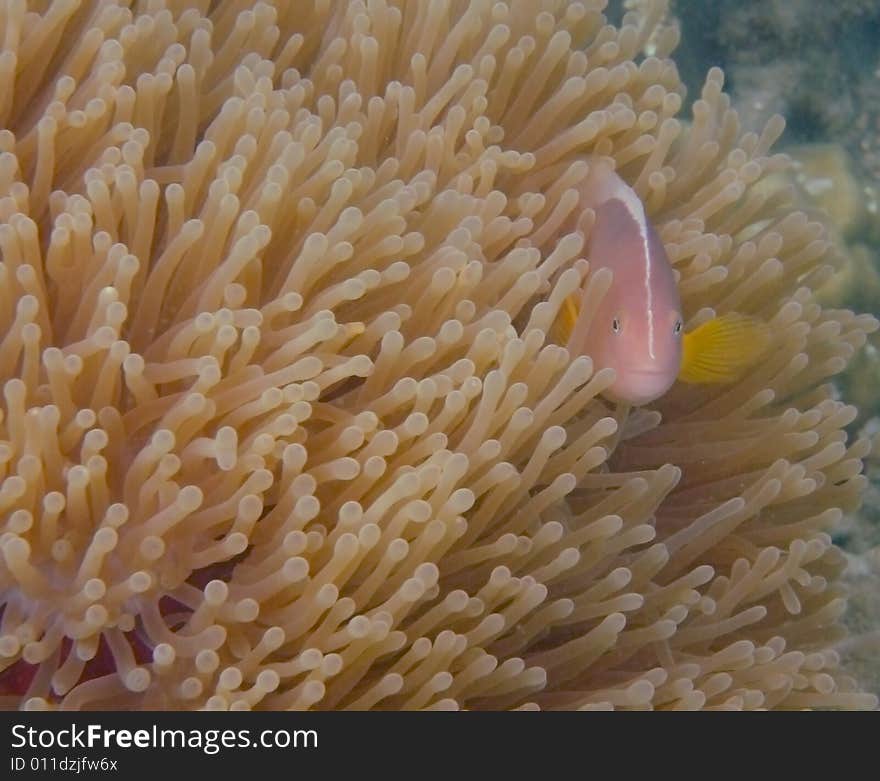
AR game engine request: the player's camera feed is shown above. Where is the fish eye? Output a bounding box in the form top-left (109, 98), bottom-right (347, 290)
top-left (673, 319), bottom-right (682, 335)
top-left (611, 317), bottom-right (621, 334)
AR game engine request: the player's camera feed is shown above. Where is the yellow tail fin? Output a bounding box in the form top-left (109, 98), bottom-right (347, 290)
top-left (679, 313), bottom-right (770, 384)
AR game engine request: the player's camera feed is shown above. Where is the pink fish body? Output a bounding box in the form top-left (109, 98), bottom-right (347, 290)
top-left (569, 159), bottom-right (683, 405)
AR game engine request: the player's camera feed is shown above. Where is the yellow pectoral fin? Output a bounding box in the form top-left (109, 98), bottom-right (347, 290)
top-left (551, 293), bottom-right (581, 346)
top-left (679, 313), bottom-right (770, 384)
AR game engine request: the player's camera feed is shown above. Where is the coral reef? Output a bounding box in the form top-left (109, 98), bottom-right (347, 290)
top-left (643, 0), bottom-right (880, 700)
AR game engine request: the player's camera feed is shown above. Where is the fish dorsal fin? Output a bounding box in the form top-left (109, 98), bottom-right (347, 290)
top-left (680, 313), bottom-right (770, 384)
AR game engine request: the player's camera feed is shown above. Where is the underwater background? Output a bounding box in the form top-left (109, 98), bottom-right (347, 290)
top-left (610, 0), bottom-right (880, 695)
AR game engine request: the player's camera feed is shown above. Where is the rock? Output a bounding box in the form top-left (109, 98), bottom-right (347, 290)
top-left (788, 143), bottom-right (867, 238)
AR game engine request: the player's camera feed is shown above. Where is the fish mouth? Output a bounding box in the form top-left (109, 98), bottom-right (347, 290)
top-left (621, 368), bottom-right (666, 377)
top-left (611, 368), bottom-right (676, 405)
top-left (618, 368), bottom-right (671, 381)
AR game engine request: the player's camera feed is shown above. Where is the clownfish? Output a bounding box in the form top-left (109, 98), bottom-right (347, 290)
top-left (554, 158), bottom-right (769, 406)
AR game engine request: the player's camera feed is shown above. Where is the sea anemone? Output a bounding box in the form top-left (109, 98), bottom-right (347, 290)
top-left (0, 0), bottom-right (876, 711)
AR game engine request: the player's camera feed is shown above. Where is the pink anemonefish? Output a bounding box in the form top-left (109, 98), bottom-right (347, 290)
top-left (554, 157), bottom-right (770, 406)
